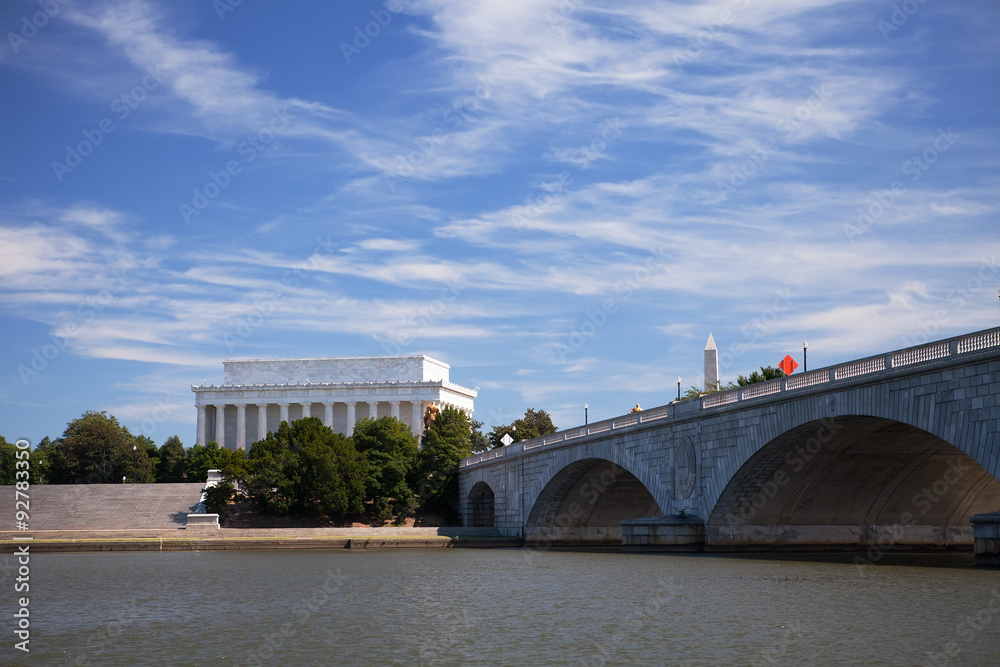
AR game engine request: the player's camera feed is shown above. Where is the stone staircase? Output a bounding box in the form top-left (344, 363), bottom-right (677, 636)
top-left (1, 483), bottom-right (206, 530)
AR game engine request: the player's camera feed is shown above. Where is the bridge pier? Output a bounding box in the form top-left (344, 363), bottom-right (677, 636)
top-left (970, 513), bottom-right (1000, 567)
top-left (621, 514), bottom-right (704, 552)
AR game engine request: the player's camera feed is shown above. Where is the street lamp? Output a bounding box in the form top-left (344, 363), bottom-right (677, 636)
top-left (677, 377), bottom-right (681, 401)
top-left (803, 340), bottom-right (808, 373)
top-left (584, 403), bottom-right (588, 425)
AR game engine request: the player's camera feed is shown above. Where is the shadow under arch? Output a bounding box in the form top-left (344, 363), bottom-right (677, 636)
top-left (467, 481), bottom-right (495, 527)
top-left (525, 458), bottom-right (661, 546)
top-left (707, 416), bottom-right (1000, 550)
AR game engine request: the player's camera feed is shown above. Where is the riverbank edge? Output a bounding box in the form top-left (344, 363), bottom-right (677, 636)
top-left (0, 528), bottom-right (523, 553)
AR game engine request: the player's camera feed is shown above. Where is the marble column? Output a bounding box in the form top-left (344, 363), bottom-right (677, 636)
top-left (412, 401), bottom-right (424, 440)
top-left (214, 404), bottom-right (226, 447)
top-left (279, 403), bottom-right (289, 425)
top-left (196, 405), bottom-right (207, 447)
top-left (257, 403), bottom-right (268, 441)
top-left (390, 401), bottom-right (400, 419)
top-left (368, 401), bottom-right (379, 419)
top-left (323, 402), bottom-right (334, 428)
top-left (301, 402), bottom-right (312, 419)
top-left (236, 404), bottom-right (247, 451)
top-left (346, 402), bottom-right (357, 434)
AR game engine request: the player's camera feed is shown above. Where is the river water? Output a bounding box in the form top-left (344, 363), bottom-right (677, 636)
top-left (7, 549), bottom-right (1000, 665)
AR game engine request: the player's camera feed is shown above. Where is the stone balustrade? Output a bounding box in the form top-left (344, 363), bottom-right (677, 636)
top-left (461, 326), bottom-right (1000, 470)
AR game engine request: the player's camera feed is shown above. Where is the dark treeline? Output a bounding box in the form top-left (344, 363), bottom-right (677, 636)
top-left (0, 411), bottom-right (242, 486)
top-left (2, 407), bottom-right (553, 524)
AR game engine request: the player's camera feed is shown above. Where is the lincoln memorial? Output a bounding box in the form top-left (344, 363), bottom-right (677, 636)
top-left (191, 355), bottom-right (477, 450)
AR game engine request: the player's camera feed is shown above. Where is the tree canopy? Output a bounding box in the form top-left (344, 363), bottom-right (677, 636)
top-left (488, 408), bottom-right (557, 448)
top-left (157, 435), bottom-right (187, 482)
top-left (242, 417), bottom-right (366, 517)
top-left (737, 365), bottom-right (785, 386)
top-left (352, 416), bottom-right (419, 522)
top-left (416, 406), bottom-right (472, 518)
top-left (49, 411), bottom-right (154, 484)
top-left (679, 366), bottom-right (786, 400)
top-left (468, 418), bottom-right (491, 454)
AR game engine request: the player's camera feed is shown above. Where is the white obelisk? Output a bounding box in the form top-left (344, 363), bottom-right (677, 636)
top-left (704, 333), bottom-right (719, 391)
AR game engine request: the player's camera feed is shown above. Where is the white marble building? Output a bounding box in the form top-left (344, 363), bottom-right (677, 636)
top-left (191, 355), bottom-right (477, 450)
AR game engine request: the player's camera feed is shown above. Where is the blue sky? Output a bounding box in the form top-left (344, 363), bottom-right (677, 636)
top-left (1, 0), bottom-right (998, 447)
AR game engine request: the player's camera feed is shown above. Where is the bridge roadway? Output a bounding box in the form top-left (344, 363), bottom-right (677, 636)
top-left (458, 327), bottom-right (1000, 551)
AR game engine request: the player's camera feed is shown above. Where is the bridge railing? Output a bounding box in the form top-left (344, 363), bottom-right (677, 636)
top-left (699, 327), bottom-right (1000, 411)
top-left (458, 326), bottom-right (1000, 469)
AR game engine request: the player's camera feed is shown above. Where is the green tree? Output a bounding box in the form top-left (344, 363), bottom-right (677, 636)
top-left (203, 481), bottom-right (236, 523)
top-left (468, 418), bottom-right (491, 454)
top-left (157, 435), bottom-right (187, 482)
top-left (737, 365), bottom-right (785, 386)
top-left (488, 408), bottom-right (558, 448)
top-left (0, 437), bottom-right (48, 485)
top-left (681, 381), bottom-right (738, 400)
top-left (136, 435), bottom-right (159, 476)
top-left (242, 418), bottom-right (366, 517)
top-left (49, 411), bottom-right (154, 483)
top-left (0, 437), bottom-right (17, 485)
top-left (415, 406), bottom-right (472, 518)
top-left (33, 436), bottom-right (57, 484)
top-left (186, 442), bottom-right (228, 483)
top-left (352, 417), bottom-right (419, 523)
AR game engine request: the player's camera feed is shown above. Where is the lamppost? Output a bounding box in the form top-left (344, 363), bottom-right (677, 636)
top-left (584, 403), bottom-right (588, 425)
top-left (803, 340), bottom-right (808, 373)
top-left (677, 377), bottom-right (681, 401)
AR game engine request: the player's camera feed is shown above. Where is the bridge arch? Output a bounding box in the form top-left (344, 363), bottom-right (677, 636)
top-left (707, 415), bottom-right (1000, 549)
top-left (525, 456), bottom-right (663, 545)
top-left (467, 481), bottom-right (495, 527)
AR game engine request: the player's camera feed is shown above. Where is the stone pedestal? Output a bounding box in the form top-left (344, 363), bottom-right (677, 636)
top-left (621, 514), bottom-right (705, 552)
top-left (185, 513), bottom-right (220, 529)
top-left (970, 513), bottom-right (1000, 567)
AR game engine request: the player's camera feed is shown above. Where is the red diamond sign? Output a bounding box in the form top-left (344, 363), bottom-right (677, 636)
top-left (779, 355), bottom-right (799, 375)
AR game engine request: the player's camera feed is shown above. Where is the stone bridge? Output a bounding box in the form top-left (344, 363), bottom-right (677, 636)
top-left (458, 328), bottom-right (1000, 552)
